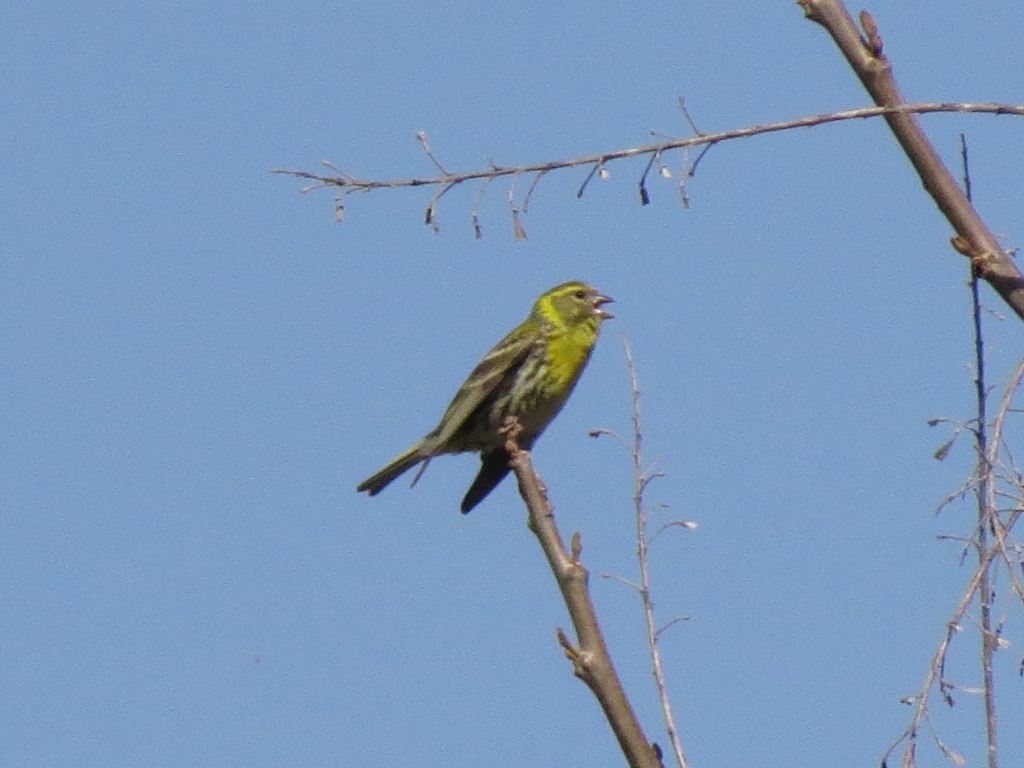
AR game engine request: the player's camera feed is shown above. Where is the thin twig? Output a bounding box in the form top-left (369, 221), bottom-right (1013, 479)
top-left (508, 176), bottom-right (527, 241)
top-left (885, 358), bottom-right (1024, 768)
top-left (623, 337), bottom-right (690, 768)
top-left (470, 176), bottom-right (495, 239)
top-left (576, 158), bottom-right (608, 199)
top-left (676, 96), bottom-right (704, 136)
top-left (275, 102), bottom-right (1024, 194)
top-left (416, 131), bottom-right (450, 175)
top-left (962, 132), bottom-right (999, 768)
top-left (521, 169), bottom-right (549, 213)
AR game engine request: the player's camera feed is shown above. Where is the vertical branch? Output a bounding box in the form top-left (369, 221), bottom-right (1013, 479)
top-left (882, 363), bottom-right (1024, 767)
top-left (623, 339), bottom-right (690, 768)
top-left (962, 135), bottom-right (998, 768)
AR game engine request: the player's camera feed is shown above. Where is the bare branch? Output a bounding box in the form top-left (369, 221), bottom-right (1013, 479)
top-left (502, 418), bottom-right (663, 768)
top-left (508, 178), bottom-right (528, 241)
top-left (799, 0), bottom-right (1024, 322)
top-left (649, 519), bottom-right (699, 546)
top-left (424, 182), bottom-right (456, 233)
top-left (576, 158), bottom-right (608, 199)
top-left (885, 357), bottom-right (1024, 768)
top-left (470, 177), bottom-right (494, 239)
top-left (602, 572), bottom-right (644, 593)
top-left (622, 338), bottom-right (690, 768)
top-left (655, 615), bottom-right (691, 640)
top-left (638, 152), bottom-right (658, 206)
top-left (521, 169), bottom-right (549, 213)
top-left (416, 131), bottom-right (450, 175)
top-left (675, 96), bottom-right (704, 137)
top-left (274, 102), bottom-right (1024, 210)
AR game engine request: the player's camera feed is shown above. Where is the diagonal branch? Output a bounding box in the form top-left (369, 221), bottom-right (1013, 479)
top-left (502, 419), bottom-right (663, 768)
top-left (799, 0), bottom-right (1024, 322)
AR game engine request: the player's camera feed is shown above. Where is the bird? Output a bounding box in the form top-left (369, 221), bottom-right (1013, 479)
top-left (356, 281), bottom-right (614, 513)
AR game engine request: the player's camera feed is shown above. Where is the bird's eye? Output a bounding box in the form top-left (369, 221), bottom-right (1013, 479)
top-left (574, 289), bottom-right (586, 299)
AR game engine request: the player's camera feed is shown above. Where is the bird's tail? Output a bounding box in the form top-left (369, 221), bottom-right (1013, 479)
top-left (356, 444), bottom-right (426, 496)
top-left (460, 447), bottom-right (511, 514)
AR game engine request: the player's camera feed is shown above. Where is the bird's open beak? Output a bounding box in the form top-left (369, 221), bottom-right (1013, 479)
top-left (594, 292), bottom-right (615, 320)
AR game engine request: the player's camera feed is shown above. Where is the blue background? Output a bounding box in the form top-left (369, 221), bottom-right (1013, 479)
top-left (3, 2), bottom-right (1024, 766)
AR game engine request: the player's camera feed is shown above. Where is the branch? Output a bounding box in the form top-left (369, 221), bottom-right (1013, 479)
top-left (501, 419), bottom-right (663, 768)
top-left (963, 133), bottom-right (998, 768)
top-left (623, 339), bottom-right (690, 768)
top-left (273, 102), bottom-right (1023, 224)
top-left (799, 0), bottom-right (1024, 323)
top-left (592, 339), bottom-right (695, 767)
top-left (886, 357), bottom-right (1024, 768)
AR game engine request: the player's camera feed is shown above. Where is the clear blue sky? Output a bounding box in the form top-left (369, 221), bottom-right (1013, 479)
top-left (3, 2), bottom-right (1024, 767)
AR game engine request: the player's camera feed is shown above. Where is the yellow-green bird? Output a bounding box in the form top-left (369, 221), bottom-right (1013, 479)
top-left (357, 281), bottom-right (614, 513)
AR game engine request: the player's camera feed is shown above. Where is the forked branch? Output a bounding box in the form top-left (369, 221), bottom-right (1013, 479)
top-left (885, 357), bottom-right (1024, 768)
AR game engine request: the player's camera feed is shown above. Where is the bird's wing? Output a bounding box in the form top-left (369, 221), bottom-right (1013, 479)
top-left (427, 329), bottom-right (537, 448)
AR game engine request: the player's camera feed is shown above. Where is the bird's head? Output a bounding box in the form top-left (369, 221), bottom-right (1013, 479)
top-left (537, 281), bottom-right (615, 328)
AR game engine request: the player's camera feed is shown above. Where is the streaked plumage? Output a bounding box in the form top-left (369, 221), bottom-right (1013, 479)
top-left (356, 281), bottom-right (613, 512)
